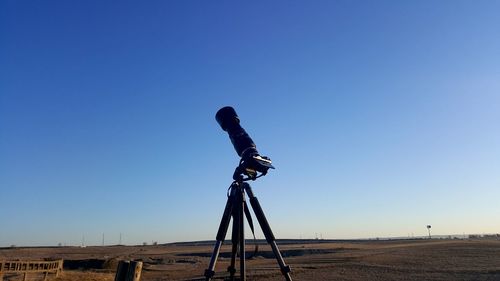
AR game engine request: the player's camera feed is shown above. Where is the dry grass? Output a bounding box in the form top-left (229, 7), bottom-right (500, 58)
top-left (53, 271), bottom-right (114, 281)
top-left (2, 239), bottom-right (500, 280)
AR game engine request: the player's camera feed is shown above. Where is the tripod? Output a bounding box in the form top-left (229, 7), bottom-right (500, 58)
top-left (204, 174), bottom-right (292, 281)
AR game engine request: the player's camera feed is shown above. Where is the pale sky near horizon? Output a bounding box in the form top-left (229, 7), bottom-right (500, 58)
top-left (1, 1), bottom-right (499, 247)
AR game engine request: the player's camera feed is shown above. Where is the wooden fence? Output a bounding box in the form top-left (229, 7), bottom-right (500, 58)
top-left (0, 259), bottom-right (63, 280)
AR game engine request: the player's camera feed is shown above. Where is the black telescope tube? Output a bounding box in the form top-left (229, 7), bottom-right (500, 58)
top-left (215, 106), bottom-right (259, 159)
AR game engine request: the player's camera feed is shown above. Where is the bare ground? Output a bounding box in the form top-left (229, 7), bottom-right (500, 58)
top-left (2, 239), bottom-right (500, 281)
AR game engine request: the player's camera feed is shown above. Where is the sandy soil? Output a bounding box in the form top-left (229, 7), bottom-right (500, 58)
top-left (2, 239), bottom-right (500, 281)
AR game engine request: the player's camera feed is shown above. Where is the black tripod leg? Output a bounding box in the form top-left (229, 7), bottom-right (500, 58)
top-left (204, 187), bottom-right (237, 281)
top-left (243, 183), bottom-right (292, 281)
top-left (227, 211), bottom-right (238, 280)
top-left (239, 189), bottom-right (246, 281)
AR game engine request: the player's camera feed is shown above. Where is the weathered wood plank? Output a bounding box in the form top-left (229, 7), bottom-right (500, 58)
top-left (114, 260), bottom-right (142, 281)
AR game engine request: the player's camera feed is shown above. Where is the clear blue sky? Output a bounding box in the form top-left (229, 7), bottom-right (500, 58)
top-left (1, 1), bottom-right (499, 246)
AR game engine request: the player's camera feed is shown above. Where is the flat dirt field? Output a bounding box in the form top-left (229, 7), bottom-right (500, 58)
top-left (1, 239), bottom-right (500, 281)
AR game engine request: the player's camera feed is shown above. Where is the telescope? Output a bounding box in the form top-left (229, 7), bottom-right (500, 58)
top-left (215, 106), bottom-right (274, 180)
top-left (204, 106), bottom-right (292, 281)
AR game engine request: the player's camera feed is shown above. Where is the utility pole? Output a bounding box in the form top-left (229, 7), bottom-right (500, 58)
top-left (102, 233), bottom-right (105, 246)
